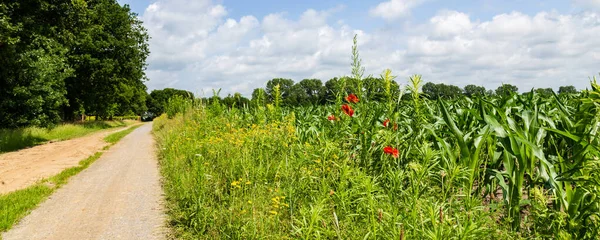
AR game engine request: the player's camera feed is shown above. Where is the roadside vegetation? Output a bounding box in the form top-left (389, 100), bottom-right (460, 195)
top-left (154, 36), bottom-right (599, 239)
top-left (0, 124), bottom-right (141, 234)
top-left (0, 120), bottom-right (133, 153)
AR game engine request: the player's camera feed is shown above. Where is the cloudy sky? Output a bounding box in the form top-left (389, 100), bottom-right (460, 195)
top-left (117, 0), bottom-right (600, 97)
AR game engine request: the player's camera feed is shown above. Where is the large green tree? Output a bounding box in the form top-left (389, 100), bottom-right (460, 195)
top-left (0, 1), bottom-right (75, 127)
top-left (64, 0), bottom-right (149, 120)
top-left (0, 0), bottom-right (150, 127)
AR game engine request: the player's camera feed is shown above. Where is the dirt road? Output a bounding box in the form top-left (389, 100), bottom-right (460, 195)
top-left (2, 123), bottom-right (166, 240)
top-left (0, 126), bottom-right (130, 194)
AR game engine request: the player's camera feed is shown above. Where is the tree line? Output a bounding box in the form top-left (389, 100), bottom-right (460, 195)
top-left (199, 77), bottom-right (579, 109)
top-left (132, 79), bottom-right (579, 120)
top-left (0, 0), bottom-right (149, 128)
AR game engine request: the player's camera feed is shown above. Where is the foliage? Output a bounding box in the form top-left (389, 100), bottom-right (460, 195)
top-left (155, 36), bottom-right (600, 239)
top-left (265, 78), bottom-right (295, 106)
top-left (0, 0), bottom-right (149, 127)
top-left (146, 88), bottom-right (194, 117)
top-left (463, 84), bottom-right (487, 97)
top-left (422, 82), bottom-right (463, 99)
top-left (165, 95), bottom-right (193, 119)
top-left (495, 84), bottom-right (519, 97)
top-left (558, 85), bottom-right (577, 94)
top-left (222, 93), bottom-right (250, 109)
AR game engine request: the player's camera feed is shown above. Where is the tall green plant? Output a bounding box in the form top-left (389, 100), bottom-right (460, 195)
top-left (351, 34), bottom-right (365, 100)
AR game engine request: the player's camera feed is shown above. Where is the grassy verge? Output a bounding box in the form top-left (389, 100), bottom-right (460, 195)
top-left (0, 124), bottom-right (140, 235)
top-left (104, 124), bottom-right (142, 144)
top-left (0, 120), bottom-right (135, 153)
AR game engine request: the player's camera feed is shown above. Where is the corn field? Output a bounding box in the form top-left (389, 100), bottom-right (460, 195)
top-left (153, 41), bottom-right (600, 239)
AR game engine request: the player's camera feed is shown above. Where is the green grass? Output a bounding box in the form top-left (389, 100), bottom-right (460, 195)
top-left (103, 124), bottom-right (142, 144)
top-left (0, 185), bottom-right (53, 233)
top-left (0, 124), bottom-right (140, 235)
top-left (0, 120), bottom-right (133, 153)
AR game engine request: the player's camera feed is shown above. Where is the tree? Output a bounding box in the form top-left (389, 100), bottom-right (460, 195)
top-left (534, 88), bottom-right (554, 97)
top-left (364, 77), bottom-right (385, 102)
top-left (495, 84), bottom-right (519, 97)
top-left (146, 88), bottom-right (194, 117)
top-left (265, 78), bottom-right (294, 106)
top-left (222, 93), bottom-right (249, 108)
top-left (297, 79), bottom-right (326, 105)
top-left (64, 0), bottom-right (150, 120)
top-left (463, 85), bottom-right (486, 97)
top-left (0, 1), bottom-right (74, 127)
top-left (422, 82), bottom-right (437, 99)
top-left (251, 88), bottom-right (267, 106)
top-left (324, 77), bottom-right (341, 103)
top-left (422, 82), bottom-right (463, 99)
top-left (363, 76), bottom-right (401, 102)
top-left (324, 77), bottom-right (356, 103)
top-left (0, 0), bottom-right (151, 126)
top-left (558, 85), bottom-right (577, 94)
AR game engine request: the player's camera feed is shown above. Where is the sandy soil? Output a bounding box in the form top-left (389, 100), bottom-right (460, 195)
top-left (2, 123), bottom-right (166, 240)
top-left (0, 126), bottom-right (130, 194)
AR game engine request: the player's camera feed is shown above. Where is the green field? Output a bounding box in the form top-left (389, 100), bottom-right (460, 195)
top-left (154, 77), bottom-right (600, 238)
top-left (0, 121), bottom-right (132, 153)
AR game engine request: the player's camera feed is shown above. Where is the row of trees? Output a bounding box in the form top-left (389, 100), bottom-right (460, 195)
top-left (0, 0), bottom-right (149, 128)
top-left (423, 82), bottom-right (577, 99)
top-left (203, 77), bottom-right (402, 108)
top-left (204, 77), bottom-right (578, 108)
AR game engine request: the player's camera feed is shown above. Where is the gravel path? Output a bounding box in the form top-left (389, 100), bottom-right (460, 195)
top-left (2, 123), bottom-right (166, 240)
top-left (0, 126), bottom-right (131, 194)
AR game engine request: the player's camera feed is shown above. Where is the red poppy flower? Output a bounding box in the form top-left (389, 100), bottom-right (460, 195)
top-left (327, 115), bottom-right (337, 121)
top-left (383, 146), bottom-right (399, 158)
top-left (345, 94), bottom-right (359, 103)
top-left (341, 104), bottom-right (354, 117)
top-left (383, 119), bottom-right (390, 127)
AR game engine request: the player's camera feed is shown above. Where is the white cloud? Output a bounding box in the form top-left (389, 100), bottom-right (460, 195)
top-left (574, 0), bottom-right (600, 9)
top-left (369, 0), bottom-right (426, 20)
top-left (142, 0), bottom-right (600, 97)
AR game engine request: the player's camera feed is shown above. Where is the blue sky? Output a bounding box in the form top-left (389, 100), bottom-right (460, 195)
top-left (123, 0), bottom-right (576, 25)
top-left (117, 0), bottom-right (600, 96)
